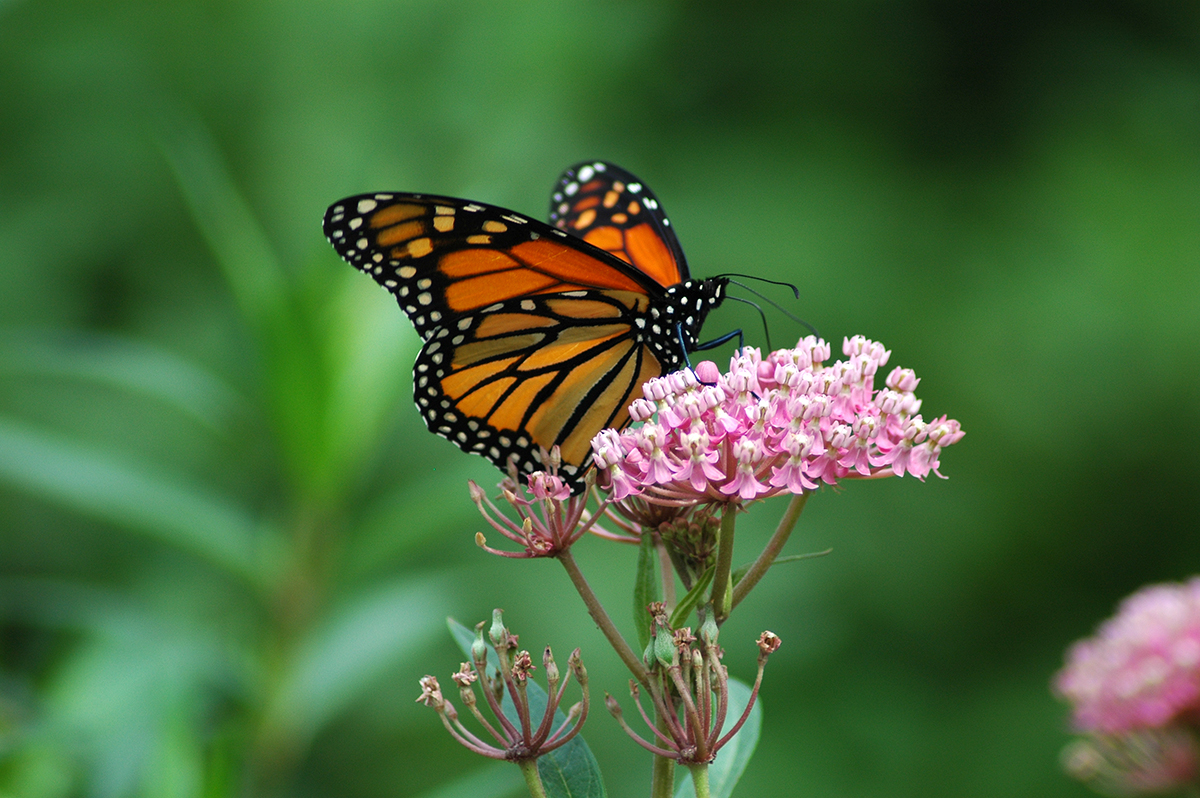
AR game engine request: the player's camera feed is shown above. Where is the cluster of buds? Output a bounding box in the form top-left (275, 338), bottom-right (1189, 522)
top-left (415, 610), bottom-right (588, 763)
top-left (591, 336), bottom-right (963, 506)
top-left (1055, 578), bottom-right (1200, 794)
top-left (605, 603), bottom-right (780, 765)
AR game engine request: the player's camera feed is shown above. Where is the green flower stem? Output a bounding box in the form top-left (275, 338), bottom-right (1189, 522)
top-left (651, 713), bottom-right (676, 798)
top-left (730, 491), bottom-right (809, 611)
top-left (557, 548), bottom-right (649, 685)
top-left (710, 506), bottom-right (738, 623)
top-left (687, 763), bottom-right (711, 798)
top-left (518, 759), bottom-right (548, 798)
top-left (656, 536), bottom-right (677, 609)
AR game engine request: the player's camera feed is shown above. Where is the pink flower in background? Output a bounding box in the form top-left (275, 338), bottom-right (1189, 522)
top-left (1056, 578), bottom-right (1200, 734)
top-left (589, 335), bottom-right (964, 506)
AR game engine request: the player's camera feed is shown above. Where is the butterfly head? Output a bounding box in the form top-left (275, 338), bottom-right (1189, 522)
top-left (654, 278), bottom-right (731, 364)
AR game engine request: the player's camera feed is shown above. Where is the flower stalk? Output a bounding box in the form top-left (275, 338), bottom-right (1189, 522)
top-left (415, 611), bottom-right (589, 773)
top-left (606, 612), bottom-right (781, 776)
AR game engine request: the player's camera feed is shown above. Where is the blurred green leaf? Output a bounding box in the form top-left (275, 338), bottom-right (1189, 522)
top-left (265, 577), bottom-right (447, 745)
top-left (319, 271), bottom-right (415, 491)
top-left (156, 114), bottom-right (293, 339)
top-left (674, 678), bottom-right (761, 798)
top-left (27, 585), bottom-right (234, 798)
top-left (344, 462), bottom-right (485, 581)
top-left (411, 762), bottom-right (522, 798)
top-left (0, 330), bottom-right (247, 434)
top-left (157, 112), bottom-right (334, 506)
top-left (0, 417), bottom-right (271, 586)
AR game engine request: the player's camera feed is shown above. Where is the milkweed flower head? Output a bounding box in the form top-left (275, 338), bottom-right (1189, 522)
top-left (1056, 578), bottom-right (1200, 734)
top-left (590, 335), bottom-right (963, 507)
top-left (1055, 579), bottom-right (1200, 795)
top-left (416, 610), bottom-right (589, 762)
top-left (469, 451), bottom-right (603, 557)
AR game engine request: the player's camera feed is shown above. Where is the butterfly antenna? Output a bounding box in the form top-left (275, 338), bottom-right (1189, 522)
top-left (724, 294), bottom-right (774, 351)
top-left (725, 278), bottom-right (820, 339)
top-left (719, 273), bottom-right (800, 299)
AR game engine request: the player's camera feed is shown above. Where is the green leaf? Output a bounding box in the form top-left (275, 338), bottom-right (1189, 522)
top-left (0, 329), bottom-right (247, 434)
top-left (410, 762), bottom-right (522, 798)
top-left (448, 618), bottom-right (607, 798)
top-left (673, 678), bottom-right (762, 798)
top-left (267, 578), bottom-right (448, 746)
top-left (158, 113), bottom-right (336, 506)
top-left (343, 462), bottom-right (489, 581)
top-left (633, 532), bottom-right (660, 653)
top-left (669, 567), bottom-right (714, 631)
top-left (0, 416), bottom-right (270, 586)
top-left (157, 113), bottom-right (292, 334)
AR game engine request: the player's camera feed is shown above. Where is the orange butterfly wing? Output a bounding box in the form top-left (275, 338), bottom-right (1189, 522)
top-left (323, 165), bottom-right (726, 490)
top-left (550, 161), bottom-right (690, 288)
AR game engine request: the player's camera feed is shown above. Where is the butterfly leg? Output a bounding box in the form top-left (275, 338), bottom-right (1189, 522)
top-left (674, 322), bottom-right (743, 381)
top-left (691, 327), bottom-right (743, 355)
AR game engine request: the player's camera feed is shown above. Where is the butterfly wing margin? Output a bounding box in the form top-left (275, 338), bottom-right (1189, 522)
top-left (549, 161), bottom-right (690, 288)
top-left (413, 290), bottom-right (664, 486)
top-left (324, 192), bottom-right (666, 342)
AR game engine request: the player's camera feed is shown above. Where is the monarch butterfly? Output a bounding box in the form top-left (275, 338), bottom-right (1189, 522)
top-left (323, 161), bottom-right (729, 492)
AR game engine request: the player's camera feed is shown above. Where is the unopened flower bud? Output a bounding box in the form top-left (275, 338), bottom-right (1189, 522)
top-left (695, 360), bottom-right (721, 385)
top-left (568, 648), bottom-right (586, 686)
top-left (886, 367), bottom-right (920, 392)
top-left (488, 609), bottom-right (507, 648)
top-left (472, 622), bottom-right (488, 665)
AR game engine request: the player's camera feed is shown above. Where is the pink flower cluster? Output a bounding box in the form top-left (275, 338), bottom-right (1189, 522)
top-left (590, 336), bottom-right (963, 503)
top-left (1057, 578), bottom-right (1200, 734)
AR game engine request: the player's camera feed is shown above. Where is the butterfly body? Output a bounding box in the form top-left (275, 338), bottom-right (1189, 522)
top-left (324, 161), bottom-right (727, 490)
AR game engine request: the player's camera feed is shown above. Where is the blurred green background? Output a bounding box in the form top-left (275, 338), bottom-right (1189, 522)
top-left (2, 1), bottom-right (1199, 796)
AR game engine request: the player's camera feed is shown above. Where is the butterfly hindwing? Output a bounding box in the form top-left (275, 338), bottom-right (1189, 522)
top-left (414, 289), bottom-right (663, 483)
top-left (550, 160), bottom-right (689, 289)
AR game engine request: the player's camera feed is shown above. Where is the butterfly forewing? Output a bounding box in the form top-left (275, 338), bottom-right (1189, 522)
top-left (550, 160), bottom-right (690, 288)
top-left (323, 193), bottom-right (661, 341)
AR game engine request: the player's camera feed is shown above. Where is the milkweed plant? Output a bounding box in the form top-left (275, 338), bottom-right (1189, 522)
top-left (1056, 579), bottom-right (1200, 797)
top-left (417, 335), bottom-right (964, 798)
